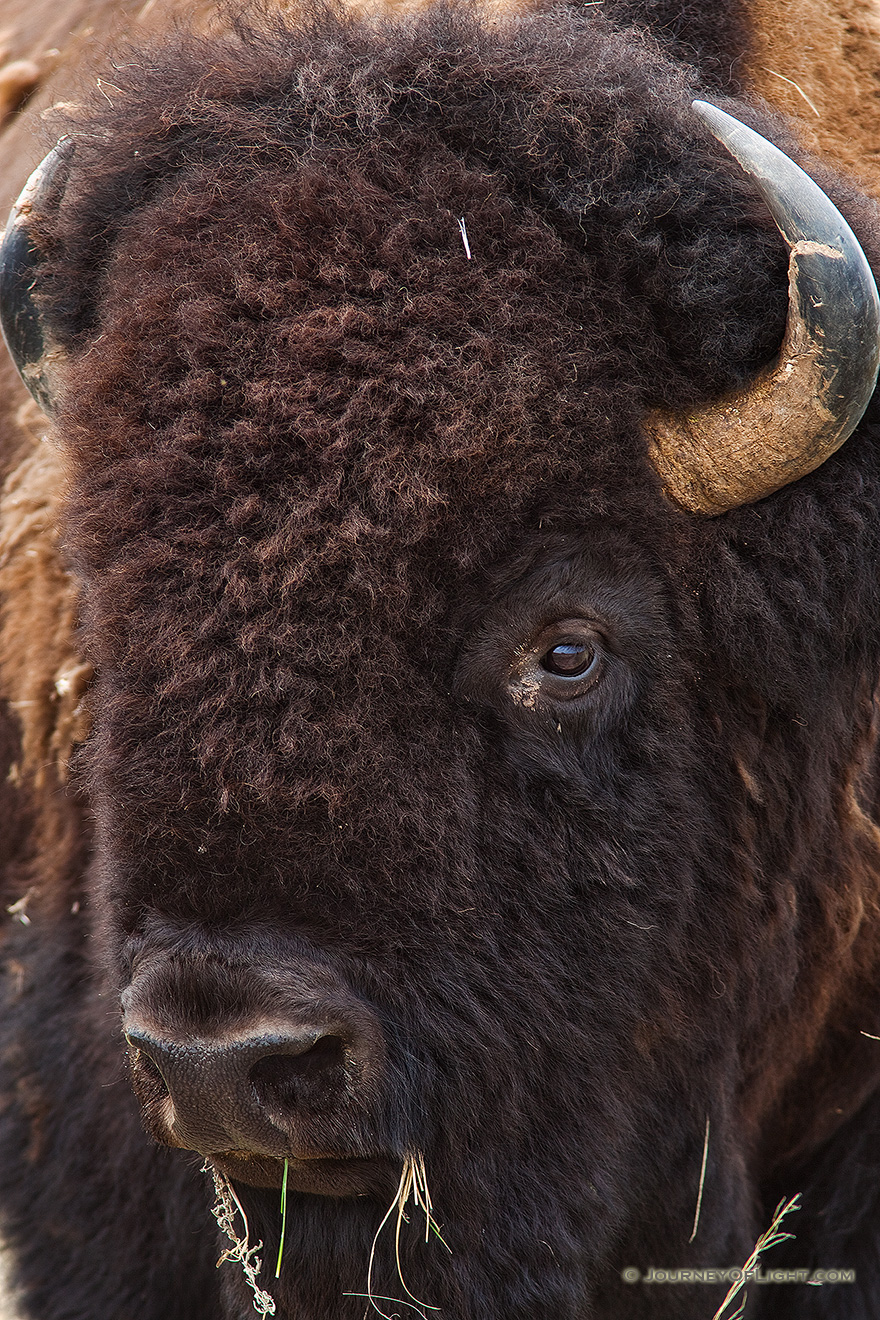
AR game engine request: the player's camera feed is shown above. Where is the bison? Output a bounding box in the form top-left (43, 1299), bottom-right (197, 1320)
top-left (2, 1), bottom-right (880, 1318)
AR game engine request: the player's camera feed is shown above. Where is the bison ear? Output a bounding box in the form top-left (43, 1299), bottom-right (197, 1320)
top-left (646, 102), bottom-right (880, 515)
top-left (0, 137), bottom-right (74, 417)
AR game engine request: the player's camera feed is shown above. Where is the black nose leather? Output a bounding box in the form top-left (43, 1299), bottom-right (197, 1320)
top-left (121, 948), bottom-right (387, 1158)
top-left (124, 1021), bottom-right (369, 1155)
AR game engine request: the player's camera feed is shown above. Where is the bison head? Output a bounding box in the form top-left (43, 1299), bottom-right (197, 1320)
top-left (5, 7), bottom-right (880, 1318)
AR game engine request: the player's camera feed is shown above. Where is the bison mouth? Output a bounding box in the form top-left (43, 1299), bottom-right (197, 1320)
top-left (211, 1150), bottom-right (399, 1196)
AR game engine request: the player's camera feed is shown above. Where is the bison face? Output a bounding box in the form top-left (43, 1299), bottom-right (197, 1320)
top-left (10, 7), bottom-right (880, 1318)
top-left (97, 529), bottom-right (691, 1214)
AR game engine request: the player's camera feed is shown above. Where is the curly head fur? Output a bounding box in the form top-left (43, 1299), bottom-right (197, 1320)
top-left (5, 5), bottom-right (880, 1318)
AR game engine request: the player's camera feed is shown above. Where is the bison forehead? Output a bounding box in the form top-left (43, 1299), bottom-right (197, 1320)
top-left (49, 13), bottom-right (789, 667)
top-left (59, 151), bottom-right (671, 697)
top-left (61, 156), bottom-right (652, 654)
top-left (46, 9), bottom-right (788, 497)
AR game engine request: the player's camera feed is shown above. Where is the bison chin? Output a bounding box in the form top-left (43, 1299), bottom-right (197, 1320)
top-left (210, 1152), bottom-right (398, 1196)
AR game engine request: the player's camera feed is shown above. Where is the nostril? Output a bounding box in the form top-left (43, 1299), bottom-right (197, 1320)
top-left (137, 1049), bottom-right (170, 1095)
top-left (249, 1035), bottom-right (346, 1109)
top-left (126, 1039), bottom-right (171, 1097)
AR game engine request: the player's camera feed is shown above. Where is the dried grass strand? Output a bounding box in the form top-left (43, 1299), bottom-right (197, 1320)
top-left (688, 1116), bottom-right (710, 1244)
top-left (356, 1153), bottom-right (448, 1320)
top-left (205, 1160), bottom-right (276, 1316)
top-left (711, 1194), bottom-right (801, 1320)
top-left (761, 67), bottom-right (820, 117)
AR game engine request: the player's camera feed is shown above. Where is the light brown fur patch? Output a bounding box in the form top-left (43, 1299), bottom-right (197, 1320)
top-left (0, 430), bottom-right (91, 789)
top-left (745, 0), bottom-right (880, 194)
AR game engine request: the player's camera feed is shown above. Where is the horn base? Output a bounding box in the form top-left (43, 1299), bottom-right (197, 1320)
top-left (647, 102), bottom-right (880, 516)
top-left (648, 234), bottom-right (878, 515)
top-left (647, 246), bottom-right (832, 516)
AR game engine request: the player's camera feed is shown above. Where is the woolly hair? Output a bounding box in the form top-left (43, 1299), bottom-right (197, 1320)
top-left (601, 0), bottom-right (752, 91)
top-left (30, 0), bottom-right (880, 822)
top-left (26, 4), bottom-right (798, 810)
top-left (10, 8), bottom-right (880, 1320)
top-left (40, 2), bottom-right (787, 392)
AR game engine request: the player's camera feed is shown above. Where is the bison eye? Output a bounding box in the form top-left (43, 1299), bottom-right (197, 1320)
top-left (509, 618), bottom-right (606, 708)
top-left (540, 640), bottom-right (596, 678)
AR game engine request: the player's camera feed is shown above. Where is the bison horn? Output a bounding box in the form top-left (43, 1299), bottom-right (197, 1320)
top-left (646, 101), bottom-right (880, 515)
top-left (0, 137), bottom-right (74, 417)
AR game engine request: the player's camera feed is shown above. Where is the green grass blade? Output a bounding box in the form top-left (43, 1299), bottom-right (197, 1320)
top-left (275, 1159), bottom-right (289, 1279)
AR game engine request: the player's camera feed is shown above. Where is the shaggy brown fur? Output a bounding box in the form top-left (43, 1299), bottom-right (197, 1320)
top-left (744, 0), bottom-right (880, 191)
top-left (0, 432), bottom-right (91, 787)
top-left (4, 4), bottom-right (880, 1320)
top-left (0, 0), bottom-right (873, 970)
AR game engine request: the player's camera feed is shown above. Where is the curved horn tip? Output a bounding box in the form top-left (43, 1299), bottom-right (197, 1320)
top-left (648, 102), bottom-right (880, 515)
top-left (0, 137), bottom-right (74, 416)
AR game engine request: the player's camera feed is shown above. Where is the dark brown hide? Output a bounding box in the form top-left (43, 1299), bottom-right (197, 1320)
top-left (3, 5), bottom-right (880, 1320)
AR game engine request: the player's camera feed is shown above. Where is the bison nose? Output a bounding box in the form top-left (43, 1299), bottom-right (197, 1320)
top-left (123, 1024), bottom-right (366, 1156)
